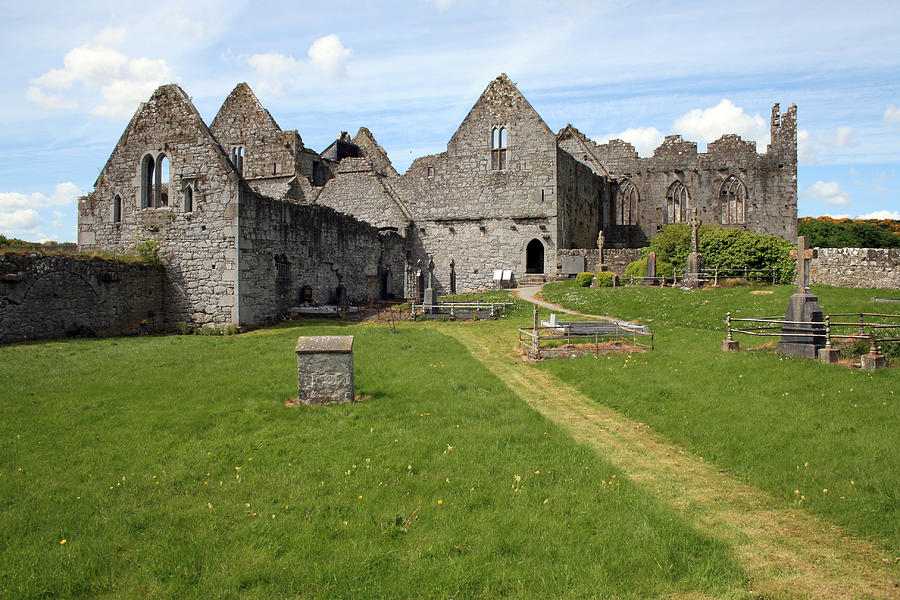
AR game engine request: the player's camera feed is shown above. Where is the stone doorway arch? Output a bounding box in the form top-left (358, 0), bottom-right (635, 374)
top-left (525, 239), bottom-right (545, 274)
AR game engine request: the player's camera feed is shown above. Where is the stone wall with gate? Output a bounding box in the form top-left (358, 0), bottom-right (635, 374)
top-left (0, 253), bottom-right (164, 344)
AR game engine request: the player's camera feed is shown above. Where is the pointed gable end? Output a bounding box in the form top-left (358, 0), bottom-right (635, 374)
top-left (447, 73), bottom-right (555, 158)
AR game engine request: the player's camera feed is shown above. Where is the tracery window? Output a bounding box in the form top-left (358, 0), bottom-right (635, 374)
top-left (665, 180), bottom-right (690, 224)
top-left (231, 146), bottom-right (245, 174)
top-left (491, 126), bottom-right (507, 170)
top-left (720, 176), bottom-right (746, 224)
top-left (617, 179), bottom-right (639, 225)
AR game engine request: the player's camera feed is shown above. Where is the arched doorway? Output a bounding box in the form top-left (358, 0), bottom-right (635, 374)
top-left (525, 239), bottom-right (544, 274)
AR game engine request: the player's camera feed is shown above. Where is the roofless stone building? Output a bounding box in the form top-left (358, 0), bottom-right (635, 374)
top-left (78, 74), bottom-right (797, 328)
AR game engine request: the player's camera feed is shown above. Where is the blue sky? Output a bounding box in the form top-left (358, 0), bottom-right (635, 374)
top-left (1, 0), bottom-right (898, 242)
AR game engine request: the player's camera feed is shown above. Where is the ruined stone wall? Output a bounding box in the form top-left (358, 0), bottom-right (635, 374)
top-left (315, 159), bottom-right (410, 230)
top-left (77, 84), bottom-right (241, 326)
top-left (237, 196), bottom-right (405, 324)
top-left (556, 149), bottom-right (606, 249)
top-left (557, 248), bottom-right (641, 275)
top-left (810, 248), bottom-right (900, 289)
top-left (562, 104), bottom-right (798, 244)
top-left (0, 253), bottom-right (164, 344)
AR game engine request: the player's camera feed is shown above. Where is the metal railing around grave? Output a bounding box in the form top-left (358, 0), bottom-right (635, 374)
top-left (724, 311), bottom-right (900, 352)
top-left (411, 301), bottom-right (515, 320)
top-left (518, 321), bottom-right (654, 360)
top-left (672, 266), bottom-right (783, 286)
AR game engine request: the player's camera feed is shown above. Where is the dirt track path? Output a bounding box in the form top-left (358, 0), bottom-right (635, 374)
top-left (443, 320), bottom-right (900, 599)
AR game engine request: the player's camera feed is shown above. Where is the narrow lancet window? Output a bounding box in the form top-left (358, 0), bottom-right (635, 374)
top-left (491, 126), bottom-right (507, 170)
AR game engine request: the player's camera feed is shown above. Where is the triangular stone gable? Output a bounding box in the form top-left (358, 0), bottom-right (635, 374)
top-left (352, 127), bottom-right (398, 177)
top-left (211, 82), bottom-right (283, 137)
top-left (556, 124), bottom-right (610, 177)
top-left (447, 73), bottom-right (555, 157)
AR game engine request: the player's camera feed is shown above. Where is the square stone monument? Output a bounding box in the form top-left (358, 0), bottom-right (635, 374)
top-left (295, 335), bottom-right (354, 405)
top-left (777, 236), bottom-right (825, 359)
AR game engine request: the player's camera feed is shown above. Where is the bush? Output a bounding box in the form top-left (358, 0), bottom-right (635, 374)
top-left (594, 271), bottom-right (616, 287)
top-left (136, 239), bottom-right (162, 266)
top-left (624, 259), bottom-right (647, 281)
top-left (574, 272), bottom-right (594, 287)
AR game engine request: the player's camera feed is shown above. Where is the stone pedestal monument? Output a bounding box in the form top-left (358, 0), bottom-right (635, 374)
top-left (777, 236), bottom-right (825, 359)
top-left (597, 230), bottom-right (609, 272)
top-left (423, 255), bottom-right (436, 313)
top-left (295, 335), bottom-right (354, 405)
top-left (683, 209), bottom-right (704, 288)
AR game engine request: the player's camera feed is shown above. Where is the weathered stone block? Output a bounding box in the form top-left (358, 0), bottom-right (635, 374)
top-left (295, 335), bottom-right (354, 405)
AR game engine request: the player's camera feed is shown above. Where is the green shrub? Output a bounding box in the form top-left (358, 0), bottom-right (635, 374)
top-left (594, 271), bottom-right (616, 287)
top-left (624, 259), bottom-right (647, 281)
top-left (574, 272), bottom-right (594, 287)
top-left (136, 239), bottom-right (162, 266)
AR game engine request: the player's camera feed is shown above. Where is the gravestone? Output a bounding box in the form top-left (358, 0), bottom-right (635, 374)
top-left (777, 236), bottom-right (825, 359)
top-left (683, 209), bottom-right (704, 288)
top-left (449, 259), bottom-right (456, 295)
top-left (295, 335), bottom-right (354, 405)
top-left (643, 252), bottom-right (658, 285)
top-left (562, 256), bottom-right (586, 276)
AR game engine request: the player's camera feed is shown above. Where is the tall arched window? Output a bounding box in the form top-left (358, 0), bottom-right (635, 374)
top-left (231, 146), bottom-right (244, 174)
top-left (183, 184), bottom-right (193, 213)
top-left (113, 195), bottom-right (122, 223)
top-left (157, 154), bottom-right (169, 207)
top-left (617, 179), bottom-right (639, 225)
top-left (141, 154), bottom-right (155, 208)
top-left (720, 175), bottom-right (746, 224)
top-left (666, 180), bottom-right (689, 223)
top-left (491, 126), bottom-right (507, 170)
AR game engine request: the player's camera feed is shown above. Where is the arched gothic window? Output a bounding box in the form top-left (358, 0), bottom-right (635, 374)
top-left (157, 154), bottom-right (169, 207)
top-left (183, 184), bottom-right (193, 213)
top-left (617, 179), bottom-right (639, 225)
top-left (666, 180), bottom-right (690, 223)
top-left (141, 154), bottom-right (155, 208)
top-left (720, 176), bottom-right (746, 224)
top-left (113, 194), bottom-right (122, 223)
top-left (231, 146), bottom-right (245, 174)
top-left (491, 126), bottom-right (507, 170)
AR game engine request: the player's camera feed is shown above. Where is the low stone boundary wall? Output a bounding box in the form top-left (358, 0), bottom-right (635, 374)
top-left (558, 248), bottom-right (643, 275)
top-left (810, 247), bottom-right (900, 289)
top-left (0, 253), bottom-right (165, 344)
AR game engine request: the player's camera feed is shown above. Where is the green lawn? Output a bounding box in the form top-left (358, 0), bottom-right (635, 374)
top-left (537, 281), bottom-right (900, 553)
top-left (1, 321), bottom-right (746, 599)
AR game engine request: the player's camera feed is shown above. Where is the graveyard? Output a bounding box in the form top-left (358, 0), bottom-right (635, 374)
top-left (2, 282), bottom-right (899, 598)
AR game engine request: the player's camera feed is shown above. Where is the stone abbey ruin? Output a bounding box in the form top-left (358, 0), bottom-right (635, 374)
top-left (75, 74), bottom-right (798, 328)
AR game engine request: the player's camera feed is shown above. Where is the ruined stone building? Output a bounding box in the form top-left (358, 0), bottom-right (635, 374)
top-left (77, 74), bottom-right (797, 327)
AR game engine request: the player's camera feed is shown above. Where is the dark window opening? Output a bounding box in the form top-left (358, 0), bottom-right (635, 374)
top-left (113, 195), bottom-right (122, 223)
top-left (275, 254), bottom-right (291, 281)
top-left (183, 185), bottom-right (193, 213)
top-left (617, 179), bottom-right (639, 225)
top-left (141, 154), bottom-right (155, 208)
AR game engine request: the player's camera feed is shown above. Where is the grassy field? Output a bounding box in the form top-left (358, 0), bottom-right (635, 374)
top-left (1, 320), bottom-right (747, 599)
top-left (537, 281), bottom-right (900, 554)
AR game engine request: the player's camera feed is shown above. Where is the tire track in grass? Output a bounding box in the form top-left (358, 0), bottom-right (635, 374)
top-left (442, 324), bottom-right (900, 600)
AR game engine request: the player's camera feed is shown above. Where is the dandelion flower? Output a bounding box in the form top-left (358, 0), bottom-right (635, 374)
top-left (543, 498), bottom-right (550, 504)
top-left (60, 539), bottom-right (67, 545)
top-left (437, 499), bottom-right (443, 505)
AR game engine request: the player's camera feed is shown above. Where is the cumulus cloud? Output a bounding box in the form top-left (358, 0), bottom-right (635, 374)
top-left (821, 126), bottom-right (856, 148)
top-left (601, 127), bottom-right (664, 157)
top-left (308, 34), bottom-right (352, 77)
top-left (885, 104), bottom-right (900, 124)
top-left (26, 27), bottom-right (174, 118)
top-left (673, 99), bottom-right (769, 149)
top-left (857, 210), bottom-right (900, 220)
top-left (244, 34), bottom-right (353, 95)
top-left (0, 209), bottom-right (44, 238)
top-left (800, 181), bottom-right (851, 207)
top-left (0, 183), bottom-right (83, 211)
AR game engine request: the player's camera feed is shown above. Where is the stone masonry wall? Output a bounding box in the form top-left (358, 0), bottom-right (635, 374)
top-left (556, 148), bottom-right (606, 249)
top-left (237, 196), bottom-right (406, 324)
top-left (0, 253), bottom-right (164, 344)
top-left (557, 248), bottom-right (642, 275)
top-left (810, 247), bottom-right (900, 289)
top-left (315, 158), bottom-right (410, 230)
top-left (78, 84), bottom-right (241, 326)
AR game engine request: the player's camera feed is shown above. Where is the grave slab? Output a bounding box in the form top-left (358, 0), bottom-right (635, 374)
top-left (295, 335), bottom-right (354, 405)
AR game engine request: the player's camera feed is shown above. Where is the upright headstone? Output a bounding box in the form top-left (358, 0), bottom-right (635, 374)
top-left (415, 259), bottom-right (423, 301)
top-left (778, 236), bottom-right (825, 358)
top-left (683, 209), bottom-right (704, 288)
top-left (643, 252), bottom-right (658, 285)
top-left (597, 230), bottom-right (609, 272)
top-left (295, 335), bottom-right (354, 405)
top-left (423, 255), bottom-right (436, 313)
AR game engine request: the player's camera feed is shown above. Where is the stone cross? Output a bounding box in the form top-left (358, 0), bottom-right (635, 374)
top-left (596, 230), bottom-right (605, 264)
top-left (449, 258), bottom-right (456, 295)
top-left (426, 256), bottom-right (435, 289)
top-left (688, 208), bottom-right (701, 254)
top-left (790, 235), bottom-right (817, 293)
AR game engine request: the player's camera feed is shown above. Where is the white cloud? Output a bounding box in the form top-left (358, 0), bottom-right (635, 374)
top-left (0, 209), bottom-right (44, 238)
top-left (797, 129), bottom-right (819, 164)
top-left (26, 27), bottom-right (174, 118)
top-left (602, 127), bottom-right (663, 157)
top-left (885, 104), bottom-right (900, 124)
top-left (0, 183), bottom-right (83, 211)
top-left (856, 210), bottom-right (900, 220)
top-left (672, 99), bottom-right (769, 149)
top-left (800, 181), bottom-right (851, 207)
top-left (308, 34), bottom-right (352, 78)
top-left (822, 126), bottom-right (855, 148)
